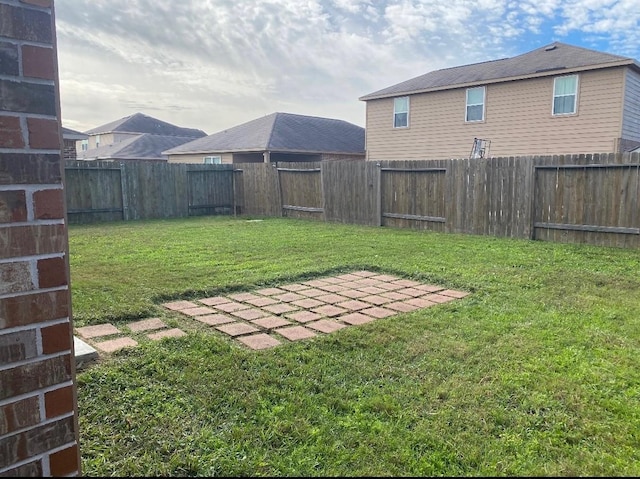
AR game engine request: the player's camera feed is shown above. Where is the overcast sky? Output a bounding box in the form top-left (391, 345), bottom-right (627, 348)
top-left (55, 0), bottom-right (640, 135)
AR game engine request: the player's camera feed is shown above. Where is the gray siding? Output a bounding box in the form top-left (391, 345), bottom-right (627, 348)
top-left (622, 68), bottom-right (640, 144)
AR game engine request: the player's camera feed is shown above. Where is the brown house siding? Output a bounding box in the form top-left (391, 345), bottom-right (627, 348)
top-left (168, 153), bottom-right (234, 164)
top-left (622, 68), bottom-right (640, 148)
top-left (366, 68), bottom-right (626, 160)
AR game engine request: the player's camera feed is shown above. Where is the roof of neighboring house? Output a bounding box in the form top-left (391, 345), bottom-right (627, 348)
top-left (163, 112), bottom-right (365, 156)
top-left (360, 42), bottom-right (640, 101)
top-left (77, 134), bottom-right (201, 161)
top-left (84, 112), bottom-right (207, 138)
top-left (62, 127), bottom-right (88, 140)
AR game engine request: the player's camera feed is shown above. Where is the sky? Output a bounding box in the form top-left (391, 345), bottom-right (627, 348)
top-left (54, 0), bottom-right (640, 135)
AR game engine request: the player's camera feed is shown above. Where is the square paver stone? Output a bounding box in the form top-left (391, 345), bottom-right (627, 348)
top-left (390, 279), bottom-right (422, 287)
top-left (312, 305), bottom-right (348, 317)
top-left (385, 301), bottom-right (420, 313)
top-left (297, 288), bottom-right (327, 298)
top-left (302, 279), bottom-right (330, 288)
top-left (279, 283), bottom-right (309, 292)
top-left (397, 288), bottom-right (426, 298)
top-left (94, 337), bottom-right (137, 353)
top-left (307, 319), bottom-right (347, 334)
top-left (76, 323), bottom-right (120, 339)
top-left (439, 289), bottom-right (470, 298)
top-left (358, 286), bottom-right (387, 295)
top-left (237, 333), bottom-right (282, 350)
top-left (291, 298), bottom-right (324, 309)
top-left (199, 296), bottom-right (234, 306)
top-left (215, 302), bottom-right (250, 313)
top-left (315, 293), bottom-right (347, 304)
top-left (361, 295), bottom-right (392, 306)
top-left (371, 274), bottom-right (401, 282)
top-left (286, 311), bottom-right (323, 323)
top-left (262, 303), bottom-right (299, 315)
top-left (405, 298), bottom-right (436, 308)
top-left (272, 292), bottom-right (306, 302)
top-left (163, 300), bottom-right (199, 311)
top-left (415, 284), bottom-right (445, 293)
top-left (351, 271), bottom-right (376, 277)
top-left (127, 318), bottom-right (166, 333)
top-left (317, 284), bottom-right (349, 293)
top-left (216, 323), bottom-right (260, 337)
top-left (231, 308), bottom-right (269, 321)
top-left (275, 326), bottom-right (317, 341)
top-left (381, 291), bottom-right (412, 301)
top-left (335, 273), bottom-right (362, 281)
top-left (336, 300), bottom-right (370, 311)
top-left (227, 292), bottom-right (262, 302)
top-left (195, 314), bottom-right (236, 326)
top-left (256, 287), bottom-right (286, 296)
top-left (424, 294), bottom-right (455, 304)
top-left (339, 289), bottom-right (370, 299)
top-left (180, 306), bottom-right (217, 316)
top-left (360, 307), bottom-right (396, 319)
top-left (246, 296), bottom-right (280, 307)
top-left (251, 316), bottom-right (291, 329)
top-left (148, 328), bottom-right (187, 341)
top-left (340, 312), bottom-right (377, 325)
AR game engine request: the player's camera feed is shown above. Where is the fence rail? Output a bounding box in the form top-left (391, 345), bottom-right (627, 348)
top-left (64, 153), bottom-right (640, 248)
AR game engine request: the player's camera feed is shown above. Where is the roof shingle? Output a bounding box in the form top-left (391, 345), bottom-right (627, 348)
top-left (360, 42), bottom-right (638, 101)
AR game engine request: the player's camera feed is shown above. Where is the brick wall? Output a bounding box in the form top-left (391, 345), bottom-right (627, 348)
top-left (0, 0), bottom-right (80, 477)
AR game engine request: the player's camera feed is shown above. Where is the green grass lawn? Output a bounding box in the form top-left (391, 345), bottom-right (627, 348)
top-left (70, 216), bottom-right (640, 476)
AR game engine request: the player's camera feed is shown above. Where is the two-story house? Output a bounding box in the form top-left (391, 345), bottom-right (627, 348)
top-left (359, 42), bottom-right (640, 160)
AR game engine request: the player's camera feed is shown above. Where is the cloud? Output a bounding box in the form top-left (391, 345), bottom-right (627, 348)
top-left (54, 0), bottom-right (640, 134)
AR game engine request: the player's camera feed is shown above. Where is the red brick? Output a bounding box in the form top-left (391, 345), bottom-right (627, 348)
top-left (0, 190), bottom-right (27, 223)
top-left (0, 153), bottom-right (61, 185)
top-left (27, 117), bottom-right (59, 149)
top-left (0, 79), bottom-right (56, 115)
top-left (0, 224), bottom-right (67, 260)
top-left (41, 321), bottom-right (72, 354)
top-left (0, 4), bottom-right (52, 44)
top-left (0, 416), bottom-right (75, 466)
top-left (0, 261), bottom-right (33, 294)
top-left (0, 396), bottom-right (40, 435)
top-left (49, 444), bottom-right (79, 476)
top-left (44, 385), bottom-right (74, 419)
top-left (0, 355), bottom-right (71, 401)
top-left (0, 289), bottom-right (70, 329)
top-left (22, 45), bottom-right (55, 80)
top-left (33, 188), bottom-right (64, 219)
top-left (0, 115), bottom-right (24, 148)
top-left (0, 328), bottom-right (38, 363)
top-left (37, 256), bottom-right (67, 288)
top-left (0, 459), bottom-right (43, 477)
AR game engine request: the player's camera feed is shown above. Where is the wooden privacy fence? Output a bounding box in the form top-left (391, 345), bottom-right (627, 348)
top-left (64, 153), bottom-right (640, 248)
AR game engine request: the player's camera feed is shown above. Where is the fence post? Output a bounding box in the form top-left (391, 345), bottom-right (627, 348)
top-left (275, 162), bottom-right (284, 217)
top-left (376, 162), bottom-right (382, 226)
top-left (119, 162), bottom-right (129, 221)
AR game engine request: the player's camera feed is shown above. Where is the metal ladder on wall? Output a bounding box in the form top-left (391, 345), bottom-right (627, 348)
top-left (469, 138), bottom-right (491, 159)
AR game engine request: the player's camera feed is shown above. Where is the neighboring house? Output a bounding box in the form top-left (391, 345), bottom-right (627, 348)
top-left (77, 112), bottom-right (206, 161)
top-left (163, 112), bottom-right (365, 164)
top-left (359, 42), bottom-right (640, 160)
top-left (62, 126), bottom-right (88, 160)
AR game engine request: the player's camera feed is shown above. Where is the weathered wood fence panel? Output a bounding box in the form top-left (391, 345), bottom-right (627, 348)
top-left (64, 161), bottom-right (123, 224)
top-left (276, 162), bottom-right (324, 220)
top-left (64, 153), bottom-right (640, 248)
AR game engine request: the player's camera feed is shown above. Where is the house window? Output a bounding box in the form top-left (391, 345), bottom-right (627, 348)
top-left (466, 86), bottom-right (485, 122)
top-left (393, 96), bottom-right (409, 128)
top-left (203, 156), bottom-right (221, 164)
top-left (81, 140), bottom-right (88, 151)
top-left (95, 134), bottom-right (101, 148)
top-left (553, 75), bottom-right (578, 115)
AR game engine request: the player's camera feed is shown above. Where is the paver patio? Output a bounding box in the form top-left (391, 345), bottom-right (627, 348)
top-left (76, 271), bottom-right (470, 357)
top-left (159, 270), bottom-right (471, 351)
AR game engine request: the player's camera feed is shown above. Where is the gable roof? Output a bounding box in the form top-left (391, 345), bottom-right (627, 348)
top-left (84, 112), bottom-right (206, 138)
top-left (77, 134), bottom-right (200, 161)
top-left (360, 42), bottom-right (640, 101)
top-left (163, 112), bottom-right (365, 155)
top-left (62, 126), bottom-right (88, 140)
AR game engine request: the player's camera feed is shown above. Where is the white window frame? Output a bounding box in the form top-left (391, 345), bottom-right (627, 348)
top-left (203, 156), bottom-right (221, 164)
top-left (94, 134), bottom-right (101, 148)
top-left (465, 86), bottom-right (485, 122)
top-left (393, 96), bottom-right (409, 128)
top-left (552, 74), bottom-right (579, 116)
top-left (81, 139), bottom-right (88, 151)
